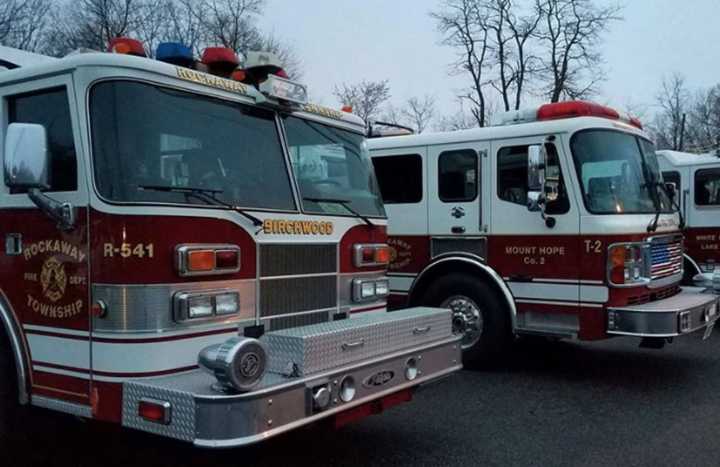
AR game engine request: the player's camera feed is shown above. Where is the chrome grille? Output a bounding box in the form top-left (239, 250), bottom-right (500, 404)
top-left (649, 236), bottom-right (683, 281)
top-left (258, 243), bottom-right (338, 328)
top-left (259, 276), bottom-right (337, 317)
top-left (260, 244), bottom-right (336, 277)
top-left (265, 310), bottom-right (329, 331)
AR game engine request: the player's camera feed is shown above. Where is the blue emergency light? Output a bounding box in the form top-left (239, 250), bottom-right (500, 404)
top-left (156, 42), bottom-right (194, 67)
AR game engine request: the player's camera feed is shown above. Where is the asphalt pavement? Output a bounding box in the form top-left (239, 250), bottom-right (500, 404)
top-left (6, 331), bottom-right (720, 467)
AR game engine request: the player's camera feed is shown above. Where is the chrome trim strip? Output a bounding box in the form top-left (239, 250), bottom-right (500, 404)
top-left (0, 291), bottom-right (30, 404)
top-left (92, 280), bottom-right (256, 333)
top-left (32, 395), bottom-right (92, 418)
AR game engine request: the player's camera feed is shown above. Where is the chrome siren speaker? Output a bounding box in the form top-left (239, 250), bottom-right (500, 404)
top-left (198, 337), bottom-right (267, 392)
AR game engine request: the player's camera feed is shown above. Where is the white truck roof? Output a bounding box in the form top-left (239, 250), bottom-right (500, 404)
top-left (656, 150), bottom-right (720, 168)
top-left (0, 45), bottom-right (57, 69)
top-left (368, 116), bottom-right (646, 151)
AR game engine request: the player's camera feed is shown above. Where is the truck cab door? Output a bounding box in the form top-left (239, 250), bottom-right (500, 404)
top-left (0, 76), bottom-right (91, 406)
top-left (488, 136), bottom-right (582, 336)
top-left (428, 143), bottom-right (488, 237)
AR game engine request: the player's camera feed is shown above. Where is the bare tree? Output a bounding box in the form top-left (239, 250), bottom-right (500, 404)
top-left (432, 0), bottom-right (492, 127)
top-left (333, 79), bottom-right (391, 123)
top-left (434, 99), bottom-right (481, 131)
top-left (0, 0), bottom-right (53, 52)
top-left (535, 0), bottom-right (622, 102)
top-left (44, 0), bottom-right (142, 56)
top-left (401, 95), bottom-right (436, 133)
top-left (651, 73), bottom-right (690, 151)
top-left (687, 85), bottom-right (720, 153)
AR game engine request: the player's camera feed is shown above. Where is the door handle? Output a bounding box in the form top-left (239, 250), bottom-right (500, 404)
top-left (413, 326), bottom-right (432, 335)
top-left (451, 226), bottom-right (466, 234)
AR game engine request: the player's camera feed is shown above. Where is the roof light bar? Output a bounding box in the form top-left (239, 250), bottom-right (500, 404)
top-left (498, 100), bottom-right (644, 129)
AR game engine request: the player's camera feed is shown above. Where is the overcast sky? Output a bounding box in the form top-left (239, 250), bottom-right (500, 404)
top-left (258, 0), bottom-right (720, 123)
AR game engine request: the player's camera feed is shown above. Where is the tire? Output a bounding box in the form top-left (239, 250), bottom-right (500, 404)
top-left (420, 273), bottom-right (512, 367)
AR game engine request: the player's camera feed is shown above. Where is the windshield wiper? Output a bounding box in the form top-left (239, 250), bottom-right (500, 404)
top-left (303, 197), bottom-right (375, 227)
top-left (140, 185), bottom-right (263, 227)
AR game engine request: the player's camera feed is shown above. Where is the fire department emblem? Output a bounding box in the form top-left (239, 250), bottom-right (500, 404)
top-left (40, 256), bottom-right (67, 303)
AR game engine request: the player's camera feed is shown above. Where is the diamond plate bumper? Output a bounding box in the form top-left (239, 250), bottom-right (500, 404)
top-left (122, 308), bottom-right (461, 447)
top-left (607, 287), bottom-right (720, 337)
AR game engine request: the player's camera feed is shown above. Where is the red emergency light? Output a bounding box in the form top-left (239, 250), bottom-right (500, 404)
top-left (108, 37), bottom-right (146, 57)
top-left (202, 47), bottom-right (240, 77)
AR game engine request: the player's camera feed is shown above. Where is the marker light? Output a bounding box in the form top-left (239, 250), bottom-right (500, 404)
top-left (202, 47), bottom-right (239, 76)
top-left (176, 244), bottom-right (241, 277)
top-left (108, 37), bottom-right (146, 57)
top-left (138, 399), bottom-right (171, 425)
top-left (231, 68), bottom-right (247, 82)
top-left (156, 42), bottom-right (193, 66)
top-left (188, 250), bottom-right (215, 272)
top-left (341, 105), bottom-right (353, 113)
top-left (353, 244), bottom-right (391, 268)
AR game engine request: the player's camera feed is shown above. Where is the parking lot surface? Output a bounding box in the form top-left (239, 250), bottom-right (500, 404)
top-left (6, 332), bottom-right (720, 467)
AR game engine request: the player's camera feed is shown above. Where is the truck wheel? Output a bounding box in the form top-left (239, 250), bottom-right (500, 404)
top-left (421, 274), bottom-right (511, 367)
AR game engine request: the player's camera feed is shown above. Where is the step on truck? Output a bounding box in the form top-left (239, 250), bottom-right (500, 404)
top-left (368, 101), bottom-right (720, 365)
top-left (0, 41), bottom-right (461, 447)
top-left (657, 149), bottom-right (720, 292)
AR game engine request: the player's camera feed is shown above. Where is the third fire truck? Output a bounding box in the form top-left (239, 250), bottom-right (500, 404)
top-left (369, 101), bottom-right (720, 365)
top-left (657, 149), bottom-right (720, 291)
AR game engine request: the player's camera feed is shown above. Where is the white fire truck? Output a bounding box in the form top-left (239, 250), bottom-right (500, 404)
top-left (657, 149), bottom-right (720, 291)
top-left (368, 101), bottom-right (720, 365)
top-left (0, 42), bottom-right (461, 447)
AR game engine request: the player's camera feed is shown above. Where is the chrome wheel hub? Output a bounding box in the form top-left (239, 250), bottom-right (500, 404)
top-left (441, 295), bottom-right (483, 350)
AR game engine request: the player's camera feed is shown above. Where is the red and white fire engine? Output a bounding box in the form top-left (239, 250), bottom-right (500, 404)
top-left (0, 41), bottom-right (461, 447)
top-left (368, 101), bottom-right (720, 365)
top-left (657, 149), bottom-right (720, 291)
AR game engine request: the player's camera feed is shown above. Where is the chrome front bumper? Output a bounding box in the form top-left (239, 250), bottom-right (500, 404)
top-left (607, 287), bottom-right (720, 337)
top-left (121, 336), bottom-right (461, 448)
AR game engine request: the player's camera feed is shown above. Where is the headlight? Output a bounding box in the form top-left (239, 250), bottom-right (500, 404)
top-left (700, 261), bottom-right (717, 273)
top-left (174, 290), bottom-right (240, 321)
top-left (352, 278), bottom-right (390, 302)
top-left (607, 243), bottom-right (650, 286)
top-left (198, 337), bottom-right (267, 392)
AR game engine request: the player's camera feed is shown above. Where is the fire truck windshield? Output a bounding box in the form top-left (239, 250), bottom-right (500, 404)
top-left (570, 129), bottom-right (673, 215)
top-left (282, 116), bottom-right (385, 218)
top-left (89, 80), bottom-right (295, 211)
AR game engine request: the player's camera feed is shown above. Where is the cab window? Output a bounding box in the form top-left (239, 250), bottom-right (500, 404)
top-left (497, 144), bottom-right (569, 214)
top-left (438, 149), bottom-right (477, 202)
top-left (7, 87), bottom-right (77, 193)
top-left (695, 168), bottom-right (720, 206)
top-left (372, 154), bottom-right (423, 204)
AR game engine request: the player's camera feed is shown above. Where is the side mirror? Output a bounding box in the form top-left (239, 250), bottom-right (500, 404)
top-left (3, 123), bottom-right (75, 231)
top-left (527, 145), bottom-right (545, 211)
top-left (664, 181), bottom-right (677, 199)
top-left (4, 123), bottom-right (50, 190)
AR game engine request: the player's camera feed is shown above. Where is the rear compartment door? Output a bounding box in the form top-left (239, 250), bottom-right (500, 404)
top-left (427, 142), bottom-right (488, 238)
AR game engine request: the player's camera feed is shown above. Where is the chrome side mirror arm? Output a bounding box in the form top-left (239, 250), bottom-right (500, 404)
top-left (28, 188), bottom-right (76, 231)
